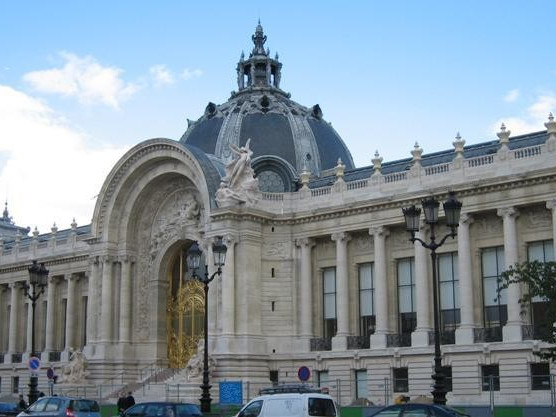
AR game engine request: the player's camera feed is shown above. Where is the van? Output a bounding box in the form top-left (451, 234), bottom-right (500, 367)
top-left (235, 392), bottom-right (338, 417)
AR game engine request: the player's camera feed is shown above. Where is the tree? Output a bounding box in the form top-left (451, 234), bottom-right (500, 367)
top-left (498, 260), bottom-right (556, 361)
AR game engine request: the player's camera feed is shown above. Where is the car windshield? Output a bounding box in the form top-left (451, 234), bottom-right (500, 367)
top-left (70, 400), bottom-right (100, 412)
top-left (308, 398), bottom-right (336, 417)
top-left (437, 406), bottom-right (470, 417)
top-left (175, 404), bottom-right (201, 417)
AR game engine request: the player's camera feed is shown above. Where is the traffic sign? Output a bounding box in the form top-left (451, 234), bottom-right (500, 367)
top-left (28, 356), bottom-right (41, 372)
top-left (298, 366), bottom-right (311, 382)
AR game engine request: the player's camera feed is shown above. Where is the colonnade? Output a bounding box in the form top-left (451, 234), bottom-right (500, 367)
top-left (296, 202), bottom-right (556, 349)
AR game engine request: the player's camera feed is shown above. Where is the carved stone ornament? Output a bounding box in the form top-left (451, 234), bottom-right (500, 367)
top-left (526, 208), bottom-right (551, 229)
top-left (216, 139), bottom-right (261, 207)
top-left (57, 349), bottom-right (89, 384)
top-left (263, 241), bottom-right (288, 259)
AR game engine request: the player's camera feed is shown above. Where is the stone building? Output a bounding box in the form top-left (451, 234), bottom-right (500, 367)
top-left (0, 23), bottom-right (555, 406)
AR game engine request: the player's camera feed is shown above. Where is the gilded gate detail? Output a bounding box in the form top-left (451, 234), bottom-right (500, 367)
top-left (167, 247), bottom-right (205, 368)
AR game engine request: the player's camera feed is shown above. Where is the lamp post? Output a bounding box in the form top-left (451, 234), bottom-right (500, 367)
top-left (186, 237), bottom-right (227, 413)
top-left (24, 260), bottom-right (49, 405)
top-left (402, 192), bottom-right (462, 405)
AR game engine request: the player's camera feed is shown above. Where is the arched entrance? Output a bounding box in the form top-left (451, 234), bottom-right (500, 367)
top-left (167, 242), bottom-right (206, 368)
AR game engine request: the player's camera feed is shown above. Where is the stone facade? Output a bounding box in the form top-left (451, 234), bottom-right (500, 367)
top-left (1, 25), bottom-right (555, 407)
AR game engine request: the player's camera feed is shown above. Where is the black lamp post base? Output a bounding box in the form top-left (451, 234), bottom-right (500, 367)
top-left (199, 386), bottom-right (212, 413)
top-left (29, 374), bottom-right (38, 405)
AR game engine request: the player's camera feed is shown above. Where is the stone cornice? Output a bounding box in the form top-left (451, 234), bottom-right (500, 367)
top-left (0, 255), bottom-right (89, 275)
top-left (210, 171), bottom-right (556, 227)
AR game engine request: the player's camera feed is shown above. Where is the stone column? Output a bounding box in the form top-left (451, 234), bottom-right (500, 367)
top-left (369, 226), bottom-right (390, 348)
top-left (8, 282), bottom-right (21, 354)
top-left (100, 256), bottom-right (114, 343)
top-left (0, 285), bottom-right (8, 351)
top-left (86, 257), bottom-right (100, 348)
top-left (498, 207), bottom-right (523, 342)
top-left (296, 238), bottom-right (315, 338)
top-left (119, 256), bottom-right (132, 343)
top-left (412, 222), bottom-right (432, 346)
top-left (456, 214), bottom-right (475, 344)
top-left (45, 276), bottom-right (58, 352)
top-left (65, 274), bottom-right (79, 350)
top-left (331, 232), bottom-right (351, 350)
top-left (547, 200), bottom-right (556, 260)
top-left (221, 235), bottom-right (236, 336)
top-left (25, 299), bottom-right (32, 354)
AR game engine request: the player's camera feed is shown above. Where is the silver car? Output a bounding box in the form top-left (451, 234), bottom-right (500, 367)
top-left (17, 397), bottom-right (100, 417)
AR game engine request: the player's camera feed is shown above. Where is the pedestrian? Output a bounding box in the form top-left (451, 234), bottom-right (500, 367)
top-left (125, 392), bottom-right (135, 409)
top-left (117, 392), bottom-right (127, 415)
top-left (18, 394), bottom-right (27, 410)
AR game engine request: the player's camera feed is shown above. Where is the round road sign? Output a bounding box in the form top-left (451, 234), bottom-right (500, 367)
top-left (28, 356), bottom-right (41, 372)
top-left (298, 366), bottom-right (311, 382)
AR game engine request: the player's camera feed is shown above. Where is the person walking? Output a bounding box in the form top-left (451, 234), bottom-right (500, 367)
top-left (18, 394), bottom-right (27, 410)
top-left (125, 392), bottom-right (135, 409)
top-left (117, 392), bottom-right (127, 415)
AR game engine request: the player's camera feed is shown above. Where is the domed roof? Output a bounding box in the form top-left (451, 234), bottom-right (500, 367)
top-left (179, 23), bottom-right (354, 191)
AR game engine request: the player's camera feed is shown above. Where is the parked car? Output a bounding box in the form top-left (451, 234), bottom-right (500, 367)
top-left (120, 402), bottom-right (201, 417)
top-left (16, 397), bottom-right (100, 417)
top-left (0, 403), bottom-right (19, 417)
top-left (234, 386), bottom-right (338, 417)
top-left (369, 403), bottom-right (470, 417)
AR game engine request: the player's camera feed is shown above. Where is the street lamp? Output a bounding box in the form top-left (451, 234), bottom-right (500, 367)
top-left (402, 192), bottom-right (462, 405)
top-left (24, 260), bottom-right (49, 405)
top-left (186, 237), bottom-right (227, 413)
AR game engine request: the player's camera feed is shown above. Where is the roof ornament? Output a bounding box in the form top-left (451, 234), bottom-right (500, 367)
top-left (545, 113), bottom-right (556, 152)
top-left (2, 201), bottom-right (10, 222)
top-left (251, 21), bottom-right (268, 56)
top-left (453, 132), bottom-right (466, 162)
top-left (372, 150), bottom-right (383, 176)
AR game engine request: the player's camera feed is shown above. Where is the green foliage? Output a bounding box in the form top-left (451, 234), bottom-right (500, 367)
top-left (498, 260), bottom-right (556, 361)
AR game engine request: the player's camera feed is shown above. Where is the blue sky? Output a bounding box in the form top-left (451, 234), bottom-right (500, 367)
top-left (1, 1), bottom-right (555, 232)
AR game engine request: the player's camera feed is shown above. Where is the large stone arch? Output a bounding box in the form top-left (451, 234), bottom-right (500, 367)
top-left (89, 139), bottom-right (219, 360)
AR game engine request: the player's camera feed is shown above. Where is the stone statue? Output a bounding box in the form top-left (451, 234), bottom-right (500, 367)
top-left (216, 139), bottom-right (260, 207)
top-left (58, 348), bottom-right (89, 384)
top-left (184, 339), bottom-right (216, 380)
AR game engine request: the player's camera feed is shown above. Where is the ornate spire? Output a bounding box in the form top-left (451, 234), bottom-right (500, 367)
top-left (236, 22), bottom-right (283, 91)
top-left (251, 20), bottom-right (268, 56)
top-left (1, 201), bottom-right (13, 224)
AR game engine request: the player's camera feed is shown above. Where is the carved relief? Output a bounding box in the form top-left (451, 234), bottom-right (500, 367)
top-left (134, 183), bottom-right (205, 340)
top-left (476, 215), bottom-right (502, 236)
top-left (263, 241), bottom-right (288, 259)
top-left (353, 234), bottom-right (372, 252)
top-left (526, 207), bottom-right (551, 229)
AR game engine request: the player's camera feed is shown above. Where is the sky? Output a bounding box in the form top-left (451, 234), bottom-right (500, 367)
top-left (1, 1), bottom-right (555, 233)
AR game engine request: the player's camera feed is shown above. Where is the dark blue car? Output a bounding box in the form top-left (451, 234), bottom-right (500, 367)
top-left (0, 403), bottom-right (22, 417)
top-left (370, 403), bottom-right (470, 417)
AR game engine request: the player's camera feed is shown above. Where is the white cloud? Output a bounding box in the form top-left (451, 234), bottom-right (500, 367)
top-left (23, 52), bottom-right (139, 109)
top-left (490, 93), bottom-right (556, 136)
top-left (504, 89), bottom-right (519, 103)
top-left (181, 68), bottom-right (203, 80)
top-left (150, 64), bottom-right (175, 86)
top-left (0, 85), bottom-right (129, 233)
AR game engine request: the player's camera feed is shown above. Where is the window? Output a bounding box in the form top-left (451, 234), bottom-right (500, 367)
top-left (481, 247), bottom-right (507, 328)
top-left (481, 364), bottom-right (500, 391)
top-left (355, 369), bottom-right (368, 399)
top-left (323, 268), bottom-right (337, 338)
top-left (240, 400), bottom-right (263, 417)
top-left (528, 240), bottom-right (554, 339)
top-left (397, 258), bottom-right (416, 334)
top-left (44, 398), bottom-right (62, 412)
top-left (531, 362), bottom-right (551, 390)
top-left (359, 263), bottom-right (375, 338)
top-left (11, 376), bottom-right (18, 393)
top-left (317, 370), bottom-right (329, 389)
top-left (441, 366), bottom-right (452, 392)
top-left (438, 253), bottom-right (460, 331)
top-left (308, 398), bottom-right (336, 417)
top-left (393, 367), bottom-right (408, 392)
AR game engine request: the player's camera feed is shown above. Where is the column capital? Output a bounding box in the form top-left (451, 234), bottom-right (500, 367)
top-left (48, 275), bottom-right (60, 285)
top-left (368, 226), bottom-right (390, 238)
top-left (67, 273), bottom-right (80, 282)
top-left (547, 200), bottom-right (556, 210)
top-left (88, 255), bottom-right (100, 266)
top-left (331, 231), bottom-right (351, 243)
top-left (118, 254), bottom-right (136, 264)
top-left (222, 233), bottom-right (238, 247)
top-left (295, 237), bottom-right (315, 248)
top-left (497, 207), bottom-right (519, 219)
top-left (459, 213), bottom-right (474, 226)
top-left (9, 281), bottom-right (24, 290)
top-left (100, 254), bottom-right (114, 264)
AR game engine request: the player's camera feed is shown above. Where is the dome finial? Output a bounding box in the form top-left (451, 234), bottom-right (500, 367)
top-left (252, 21), bottom-right (268, 56)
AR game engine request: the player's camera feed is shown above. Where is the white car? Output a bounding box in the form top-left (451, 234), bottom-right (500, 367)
top-left (235, 392), bottom-right (338, 417)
